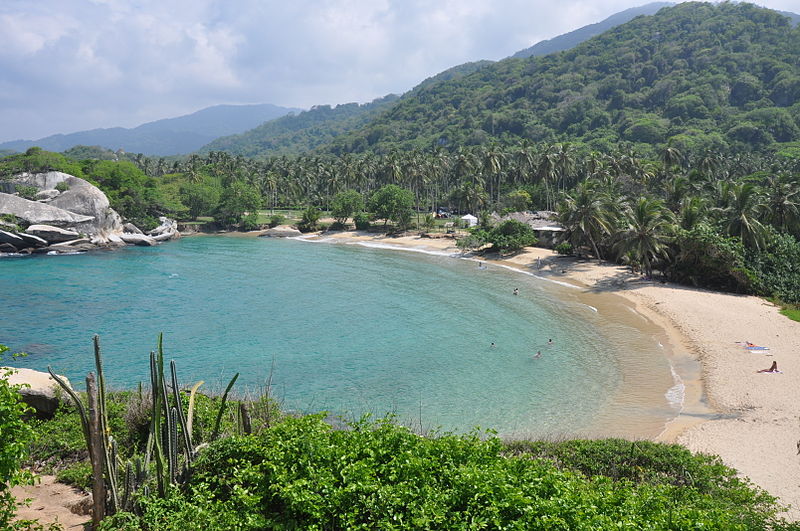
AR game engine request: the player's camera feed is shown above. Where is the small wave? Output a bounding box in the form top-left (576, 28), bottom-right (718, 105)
top-left (664, 365), bottom-right (685, 410)
top-left (288, 235), bottom-right (329, 242)
top-left (47, 250), bottom-right (85, 256)
top-left (583, 304), bottom-right (598, 312)
top-left (290, 236), bottom-right (585, 291)
top-left (349, 241), bottom-right (460, 258)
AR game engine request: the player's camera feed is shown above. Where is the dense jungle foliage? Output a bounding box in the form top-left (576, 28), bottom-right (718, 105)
top-left (323, 2), bottom-right (800, 156)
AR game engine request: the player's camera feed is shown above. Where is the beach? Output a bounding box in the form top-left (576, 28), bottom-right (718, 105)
top-left (314, 230), bottom-right (800, 519)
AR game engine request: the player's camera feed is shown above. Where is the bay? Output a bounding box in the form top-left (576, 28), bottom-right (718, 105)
top-left (0, 236), bottom-right (678, 438)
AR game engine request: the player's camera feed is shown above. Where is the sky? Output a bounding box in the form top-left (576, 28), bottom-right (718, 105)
top-left (0, 0), bottom-right (797, 143)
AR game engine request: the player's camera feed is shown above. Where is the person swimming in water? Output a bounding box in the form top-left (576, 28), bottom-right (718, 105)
top-left (533, 351), bottom-right (541, 359)
top-left (513, 288), bottom-right (519, 296)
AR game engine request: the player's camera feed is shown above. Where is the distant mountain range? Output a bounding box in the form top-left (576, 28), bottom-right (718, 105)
top-left (0, 103), bottom-right (301, 156)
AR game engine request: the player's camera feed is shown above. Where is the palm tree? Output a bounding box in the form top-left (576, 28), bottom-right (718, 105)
top-left (558, 180), bottom-right (614, 261)
top-left (719, 182), bottom-right (767, 249)
top-left (763, 172), bottom-right (800, 235)
top-left (614, 197), bottom-right (675, 277)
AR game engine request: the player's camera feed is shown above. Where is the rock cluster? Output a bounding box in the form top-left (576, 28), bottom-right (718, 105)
top-left (2, 367), bottom-right (72, 418)
top-left (0, 171), bottom-right (179, 254)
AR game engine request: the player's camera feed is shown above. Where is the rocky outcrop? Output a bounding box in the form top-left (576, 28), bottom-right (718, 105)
top-left (0, 193), bottom-right (94, 227)
top-left (119, 233), bottom-right (157, 246)
top-left (0, 171), bottom-right (180, 254)
top-left (34, 189), bottom-right (60, 201)
top-left (2, 367), bottom-right (72, 418)
top-left (259, 225), bottom-right (303, 238)
top-left (0, 229), bottom-right (47, 248)
top-left (123, 223), bottom-right (143, 234)
top-left (25, 224), bottom-right (80, 244)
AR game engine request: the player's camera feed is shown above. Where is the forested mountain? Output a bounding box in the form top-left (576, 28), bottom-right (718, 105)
top-left (0, 103), bottom-right (300, 156)
top-left (510, 2), bottom-right (673, 59)
top-left (323, 2), bottom-right (800, 156)
top-left (198, 95), bottom-right (399, 158)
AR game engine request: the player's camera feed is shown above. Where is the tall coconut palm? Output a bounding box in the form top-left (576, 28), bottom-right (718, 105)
top-left (558, 180), bottom-right (613, 261)
top-left (763, 172), bottom-right (800, 236)
top-left (719, 182), bottom-right (767, 249)
top-left (614, 197), bottom-right (675, 277)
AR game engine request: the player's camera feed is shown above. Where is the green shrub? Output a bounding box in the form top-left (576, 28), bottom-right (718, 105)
top-left (297, 206), bottom-right (321, 232)
top-left (0, 347), bottom-right (36, 528)
top-left (555, 241), bottom-right (573, 255)
top-left (239, 212), bottom-right (260, 231)
top-left (745, 228), bottom-right (800, 304)
top-left (267, 214), bottom-right (285, 228)
top-left (15, 184), bottom-right (39, 200)
top-left (55, 461), bottom-right (92, 491)
top-left (483, 219), bottom-right (536, 254)
top-left (114, 415), bottom-right (795, 530)
top-left (353, 211), bottom-right (371, 230)
top-left (55, 181), bottom-right (70, 193)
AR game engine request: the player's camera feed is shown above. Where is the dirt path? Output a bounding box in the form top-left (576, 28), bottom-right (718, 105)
top-left (12, 475), bottom-right (91, 530)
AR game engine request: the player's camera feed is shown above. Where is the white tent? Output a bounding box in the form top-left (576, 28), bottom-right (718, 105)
top-left (461, 214), bottom-right (478, 227)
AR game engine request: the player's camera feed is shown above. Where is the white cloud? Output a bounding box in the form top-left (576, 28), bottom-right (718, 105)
top-left (0, 0), bottom-right (797, 142)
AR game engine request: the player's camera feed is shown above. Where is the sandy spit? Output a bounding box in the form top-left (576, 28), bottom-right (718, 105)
top-left (306, 230), bottom-right (800, 519)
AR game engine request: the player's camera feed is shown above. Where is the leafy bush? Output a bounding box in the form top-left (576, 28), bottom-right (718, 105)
top-left (15, 184), bottom-right (39, 200)
top-left (0, 347), bottom-right (36, 528)
top-left (267, 214), bottom-right (285, 228)
top-left (110, 415), bottom-right (796, 530)
top-left (745, 228), bottom-right (800, 303)
top-left (55, 461), bottom-right (92, 491)
top-left (668, 224), bottom-right (751, 292)
top-left (55, 181), bottom-right (70, 193)
top-left (239, 212), bottom-right (260, 232)
top-left (482, 219), bottom-right (536, 254)
top-left (297, 206), bottom-right (321, 232)
top-left (0, 214), bottom-right (26, 232)
top-left (555, 241), bottom-right (573, 255)
top-left (353, 211), bottom-right (371, 230)
top-left (330, 189), bottom-right (365, 224)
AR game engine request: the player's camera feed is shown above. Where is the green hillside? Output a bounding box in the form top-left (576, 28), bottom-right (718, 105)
top-left (198, 95), bottom-right (399, 158)
top-left (324, 2), bottom-right (800, 155)
top-left (198, 60), bottom-right (498, 159)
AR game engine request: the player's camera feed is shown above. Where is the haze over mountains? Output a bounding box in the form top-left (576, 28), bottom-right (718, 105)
top-left (0, 104), bottom-right (300, 156)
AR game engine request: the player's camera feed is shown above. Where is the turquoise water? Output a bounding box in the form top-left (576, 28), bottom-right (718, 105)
top-left (1, 236), bottom-right (678, 438)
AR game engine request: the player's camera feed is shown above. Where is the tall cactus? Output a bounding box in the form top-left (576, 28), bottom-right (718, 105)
top-left (49, 333), bottom-right (239, 523)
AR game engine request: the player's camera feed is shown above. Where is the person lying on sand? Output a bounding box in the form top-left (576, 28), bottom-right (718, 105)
top-left (757, 361), bottom-right (781, 373)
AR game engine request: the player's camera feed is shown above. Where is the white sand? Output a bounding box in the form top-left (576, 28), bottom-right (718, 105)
top-left (314, 231), bottom-right (800, 518)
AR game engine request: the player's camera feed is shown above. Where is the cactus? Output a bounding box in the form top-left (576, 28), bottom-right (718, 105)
top-left (49, 334), bottom-right (239, 522)
top-left (212, 372), bottom-right (239, 441)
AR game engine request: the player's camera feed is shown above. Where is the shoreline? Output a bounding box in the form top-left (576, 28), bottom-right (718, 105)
top-left (289, 229), bottom-right (800, 519)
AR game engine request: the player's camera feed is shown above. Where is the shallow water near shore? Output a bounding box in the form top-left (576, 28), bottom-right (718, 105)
top-left (1, 235), bottom-right (677, 438)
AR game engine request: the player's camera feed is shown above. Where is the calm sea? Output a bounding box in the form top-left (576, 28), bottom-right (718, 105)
top-left (0, 235), bottom-right (680, 438)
